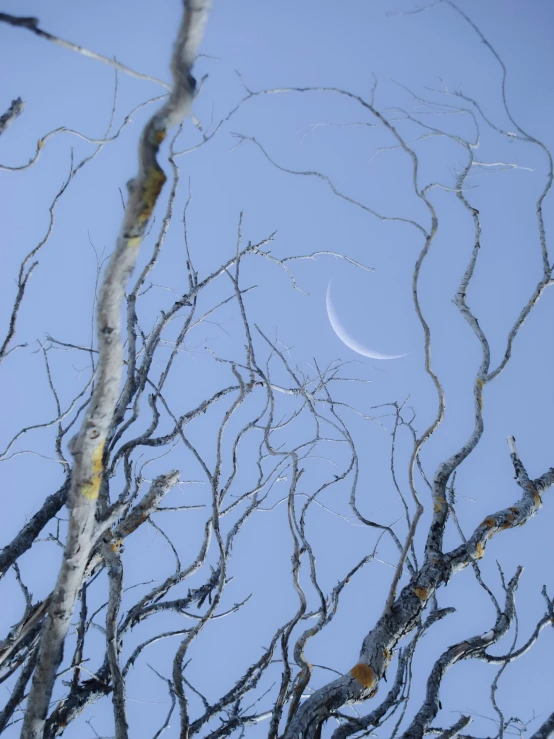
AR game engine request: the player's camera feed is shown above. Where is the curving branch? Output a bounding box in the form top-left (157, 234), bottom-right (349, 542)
top-left (400, 567), bottom-right (522, 739)
top-left (1, 2), bottom-right (552, 737)
top-left (19, 3), bottom-right (213, 737)
top-left (0, 13), bottom-right (170, 90)
top-left (0, 97), bottom-right (24, 137)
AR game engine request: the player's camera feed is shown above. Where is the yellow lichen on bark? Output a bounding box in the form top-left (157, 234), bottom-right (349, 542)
top-left (476, 542), bottom-right (484, 559)
top-left (128, 236), bottom-right (142, 248)
top-left (533, 491), bottom-right (542, 506)
top-left (481, 517), bottom-right (495, 529)
top-left (137, 166), bottom-right (167, 225)
top-left (433, 496), bottom-right (446, 513)
top-left (81, 440), bottom-right (105, 500)
top-left (154, 129), bottom-right (167, 145)
top-left (414, 586), bottom-right (428, 600)
top-left (350, 663), bottom-right (375, 689)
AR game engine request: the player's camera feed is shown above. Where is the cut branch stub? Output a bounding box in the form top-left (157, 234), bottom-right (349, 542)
top-left (350, 663), bottom-right (379, 696)
top-left (350, 663), bottom-right (375, 689)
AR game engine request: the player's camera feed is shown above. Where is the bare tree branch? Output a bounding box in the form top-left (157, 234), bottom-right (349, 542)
top-left (0, 97), bottom-right (24, 137)
top-left (19, 3), bottom-right (213, 737)
top-left (0, 13), bottom-right (170, 90)
top-left (1, 2), bottom-right (551, 737)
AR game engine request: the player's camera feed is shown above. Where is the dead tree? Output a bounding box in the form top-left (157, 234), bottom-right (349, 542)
top-left (0, 2), bottom-right (552, 738)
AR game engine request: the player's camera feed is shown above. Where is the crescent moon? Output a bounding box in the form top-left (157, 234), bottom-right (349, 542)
top-left (326, 281), bottom-right (407, 361)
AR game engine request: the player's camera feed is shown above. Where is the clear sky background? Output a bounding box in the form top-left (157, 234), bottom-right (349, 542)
top-left (1, 1), bottom-right (553, 737)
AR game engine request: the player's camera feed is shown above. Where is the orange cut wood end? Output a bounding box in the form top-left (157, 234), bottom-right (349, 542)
top-left (350, 663), bottom-right (375, 688)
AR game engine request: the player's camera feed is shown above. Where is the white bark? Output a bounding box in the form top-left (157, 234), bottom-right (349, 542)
top-left (20, 3), bottom-right (212, 737)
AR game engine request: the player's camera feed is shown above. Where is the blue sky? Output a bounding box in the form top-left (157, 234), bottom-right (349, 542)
top-left (1, 1), bottom-right (553, 737)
